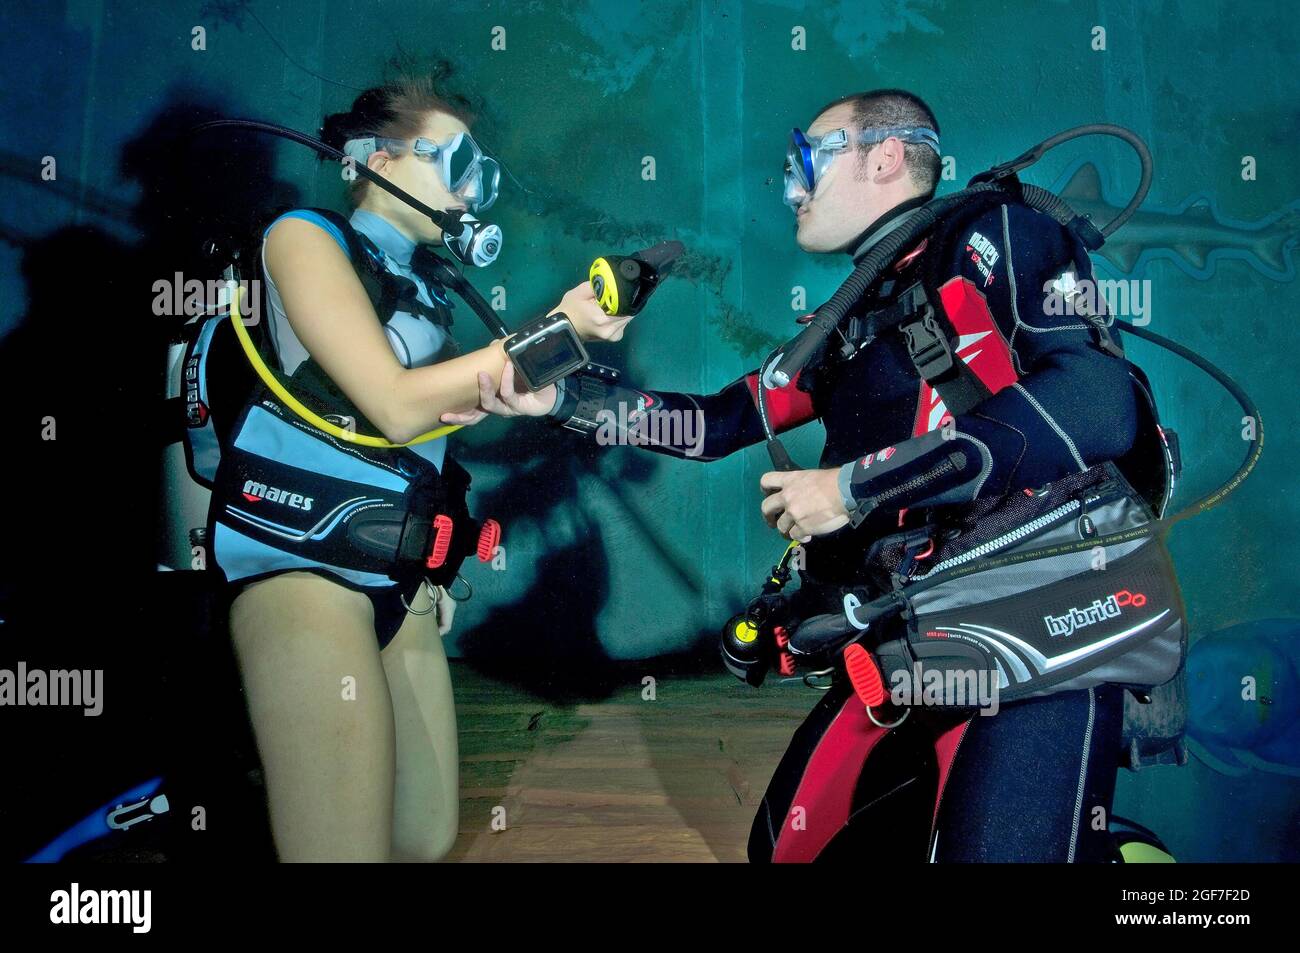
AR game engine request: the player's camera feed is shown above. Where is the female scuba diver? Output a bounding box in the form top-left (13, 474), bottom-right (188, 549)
top-left (224, 77), bottom-right (625, 862)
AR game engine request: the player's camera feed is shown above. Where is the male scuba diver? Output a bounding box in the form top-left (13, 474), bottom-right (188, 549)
top-left (453, 88), bottom-right (1185, 862)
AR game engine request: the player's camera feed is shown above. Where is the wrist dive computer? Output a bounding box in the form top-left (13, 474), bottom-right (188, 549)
top-left (503, 312), bottom-right (589, 391)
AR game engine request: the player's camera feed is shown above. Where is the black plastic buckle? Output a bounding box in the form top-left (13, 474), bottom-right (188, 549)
top-left (968, 167), bottom-right (1025, 203)
top-left (902, 309), bottom-right (954, 380)
top-left (968, 157), bottom-right (1027, 185)
top-left (846, 314), bottom-right (863, 344)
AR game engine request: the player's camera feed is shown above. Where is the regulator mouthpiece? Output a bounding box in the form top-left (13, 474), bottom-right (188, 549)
top-left (444, 213), bottom-right (502, 267)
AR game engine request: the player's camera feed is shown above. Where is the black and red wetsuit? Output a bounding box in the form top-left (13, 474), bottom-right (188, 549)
top-left (550, 195), bottom-right (1138, 862)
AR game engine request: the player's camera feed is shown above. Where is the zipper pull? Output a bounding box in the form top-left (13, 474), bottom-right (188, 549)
top-left (896, 529), bottom-right (936, 582)
top-left (1074, 492), bottom-right (1099, 540)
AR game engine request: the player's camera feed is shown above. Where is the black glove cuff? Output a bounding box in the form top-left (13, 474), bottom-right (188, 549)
top-left (556, 374), bottom-right (612, 436)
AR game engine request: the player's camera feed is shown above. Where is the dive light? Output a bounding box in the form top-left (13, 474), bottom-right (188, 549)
top-left (589, 240), bottom-right (685, 316)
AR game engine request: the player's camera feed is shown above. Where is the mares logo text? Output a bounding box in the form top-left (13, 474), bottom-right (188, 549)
top-left (965, 231), bottom-right (1000, 287)
top-left (241, 479), bottom-right (315, 511)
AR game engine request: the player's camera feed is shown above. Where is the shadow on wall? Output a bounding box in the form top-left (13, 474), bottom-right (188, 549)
top-left (450, 402), bottom-right (723, 701)
top-left (0, 90), bottom-right (299, 862)
top-left (0, 88), bottom-right (300, 611)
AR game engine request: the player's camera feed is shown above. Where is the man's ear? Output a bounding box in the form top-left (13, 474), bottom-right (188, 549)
top-left (882, 137), bottom-right (908, 175)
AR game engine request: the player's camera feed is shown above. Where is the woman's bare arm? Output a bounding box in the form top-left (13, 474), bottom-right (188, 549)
top-left (266, 217), bottom-right (507, 443)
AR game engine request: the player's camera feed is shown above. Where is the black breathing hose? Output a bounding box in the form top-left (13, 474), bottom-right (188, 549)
top-left (1115, 319), bottom-right (1263, 527)
top-left (188, 119), bottom-right (465, 235)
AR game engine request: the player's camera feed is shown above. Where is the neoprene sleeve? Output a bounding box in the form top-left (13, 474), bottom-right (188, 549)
top-left (549, 367), bottom-right (817, 461)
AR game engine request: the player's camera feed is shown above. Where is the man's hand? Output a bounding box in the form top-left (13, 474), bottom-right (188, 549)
top-left (759, 468), bottom-right (850, 543)
top-left (440, 360), bottom-right (557, 425)
top-left (553, 281), bottom-right (634, 342)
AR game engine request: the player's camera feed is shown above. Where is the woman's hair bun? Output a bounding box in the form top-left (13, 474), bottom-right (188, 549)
top-left (318, 110), bottom-right (352, 150)
top-left (319, 88), bottom-right (395, 149)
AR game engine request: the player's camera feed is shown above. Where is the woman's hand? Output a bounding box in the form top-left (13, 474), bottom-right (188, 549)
top-left (432, 585), bottom-right (456, 637)
top-left (552, 281), bottom-right (634, 342)
top-left (440, 360), bottom-right (557, 424)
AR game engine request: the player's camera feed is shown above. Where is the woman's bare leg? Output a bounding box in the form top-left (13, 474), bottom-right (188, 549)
top-left (230, 572), bottom-right (395, 862)
top-left (382, 583), bottom-right (460, 862)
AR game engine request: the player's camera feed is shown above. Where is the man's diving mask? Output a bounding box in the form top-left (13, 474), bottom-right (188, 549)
top-left (783, 125), bottom-right (941, 210)
top-left (344, 132), bottom-right (501, 212)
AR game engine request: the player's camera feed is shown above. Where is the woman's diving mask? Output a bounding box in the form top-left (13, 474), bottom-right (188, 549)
top-left (345, 131), bottom-right (501, 212)
top-left (344, 132), bottom-right (503, 266)
top-left (783, 125), bottom-right (941, 209)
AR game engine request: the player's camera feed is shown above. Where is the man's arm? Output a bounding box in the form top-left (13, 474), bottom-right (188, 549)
top-left (547, 365), bottom-right (818, 461)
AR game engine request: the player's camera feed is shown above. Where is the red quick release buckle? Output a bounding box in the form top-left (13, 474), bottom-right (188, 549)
top-left (476, 519), bottom-right (501, 562)
top-left (774, 625), bottom-right (796, 677)
top-left (843, 643), bottom-right (887, 709)
top-left (426, 514), bottom-right (454, 569)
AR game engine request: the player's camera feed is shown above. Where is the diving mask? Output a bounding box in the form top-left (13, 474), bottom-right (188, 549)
top-left (345, 131), bottom-right (501, 212)
top-left (783, 125), bottom-right (941, 209)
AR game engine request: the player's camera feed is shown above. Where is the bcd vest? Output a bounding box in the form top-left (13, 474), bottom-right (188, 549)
top-left (789, 196), bottom-right (1185, 705)
top-left (176, 209), bottom-right (499, 597)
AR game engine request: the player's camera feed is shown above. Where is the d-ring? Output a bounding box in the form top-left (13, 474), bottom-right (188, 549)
top-left (445, 573), bottom-right (473, 602)
top-left (866, 705), bottom-right (910, 729)
top-left (802, 667), bottom-right (836, 691)
top-left (400, 578), bottom-right (439, 615)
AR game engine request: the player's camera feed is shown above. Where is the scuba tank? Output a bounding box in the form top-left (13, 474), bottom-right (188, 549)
top-left (160, 339), bottom-right (212, 573)
top-left (159, 259), bottom-right (251, 574)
